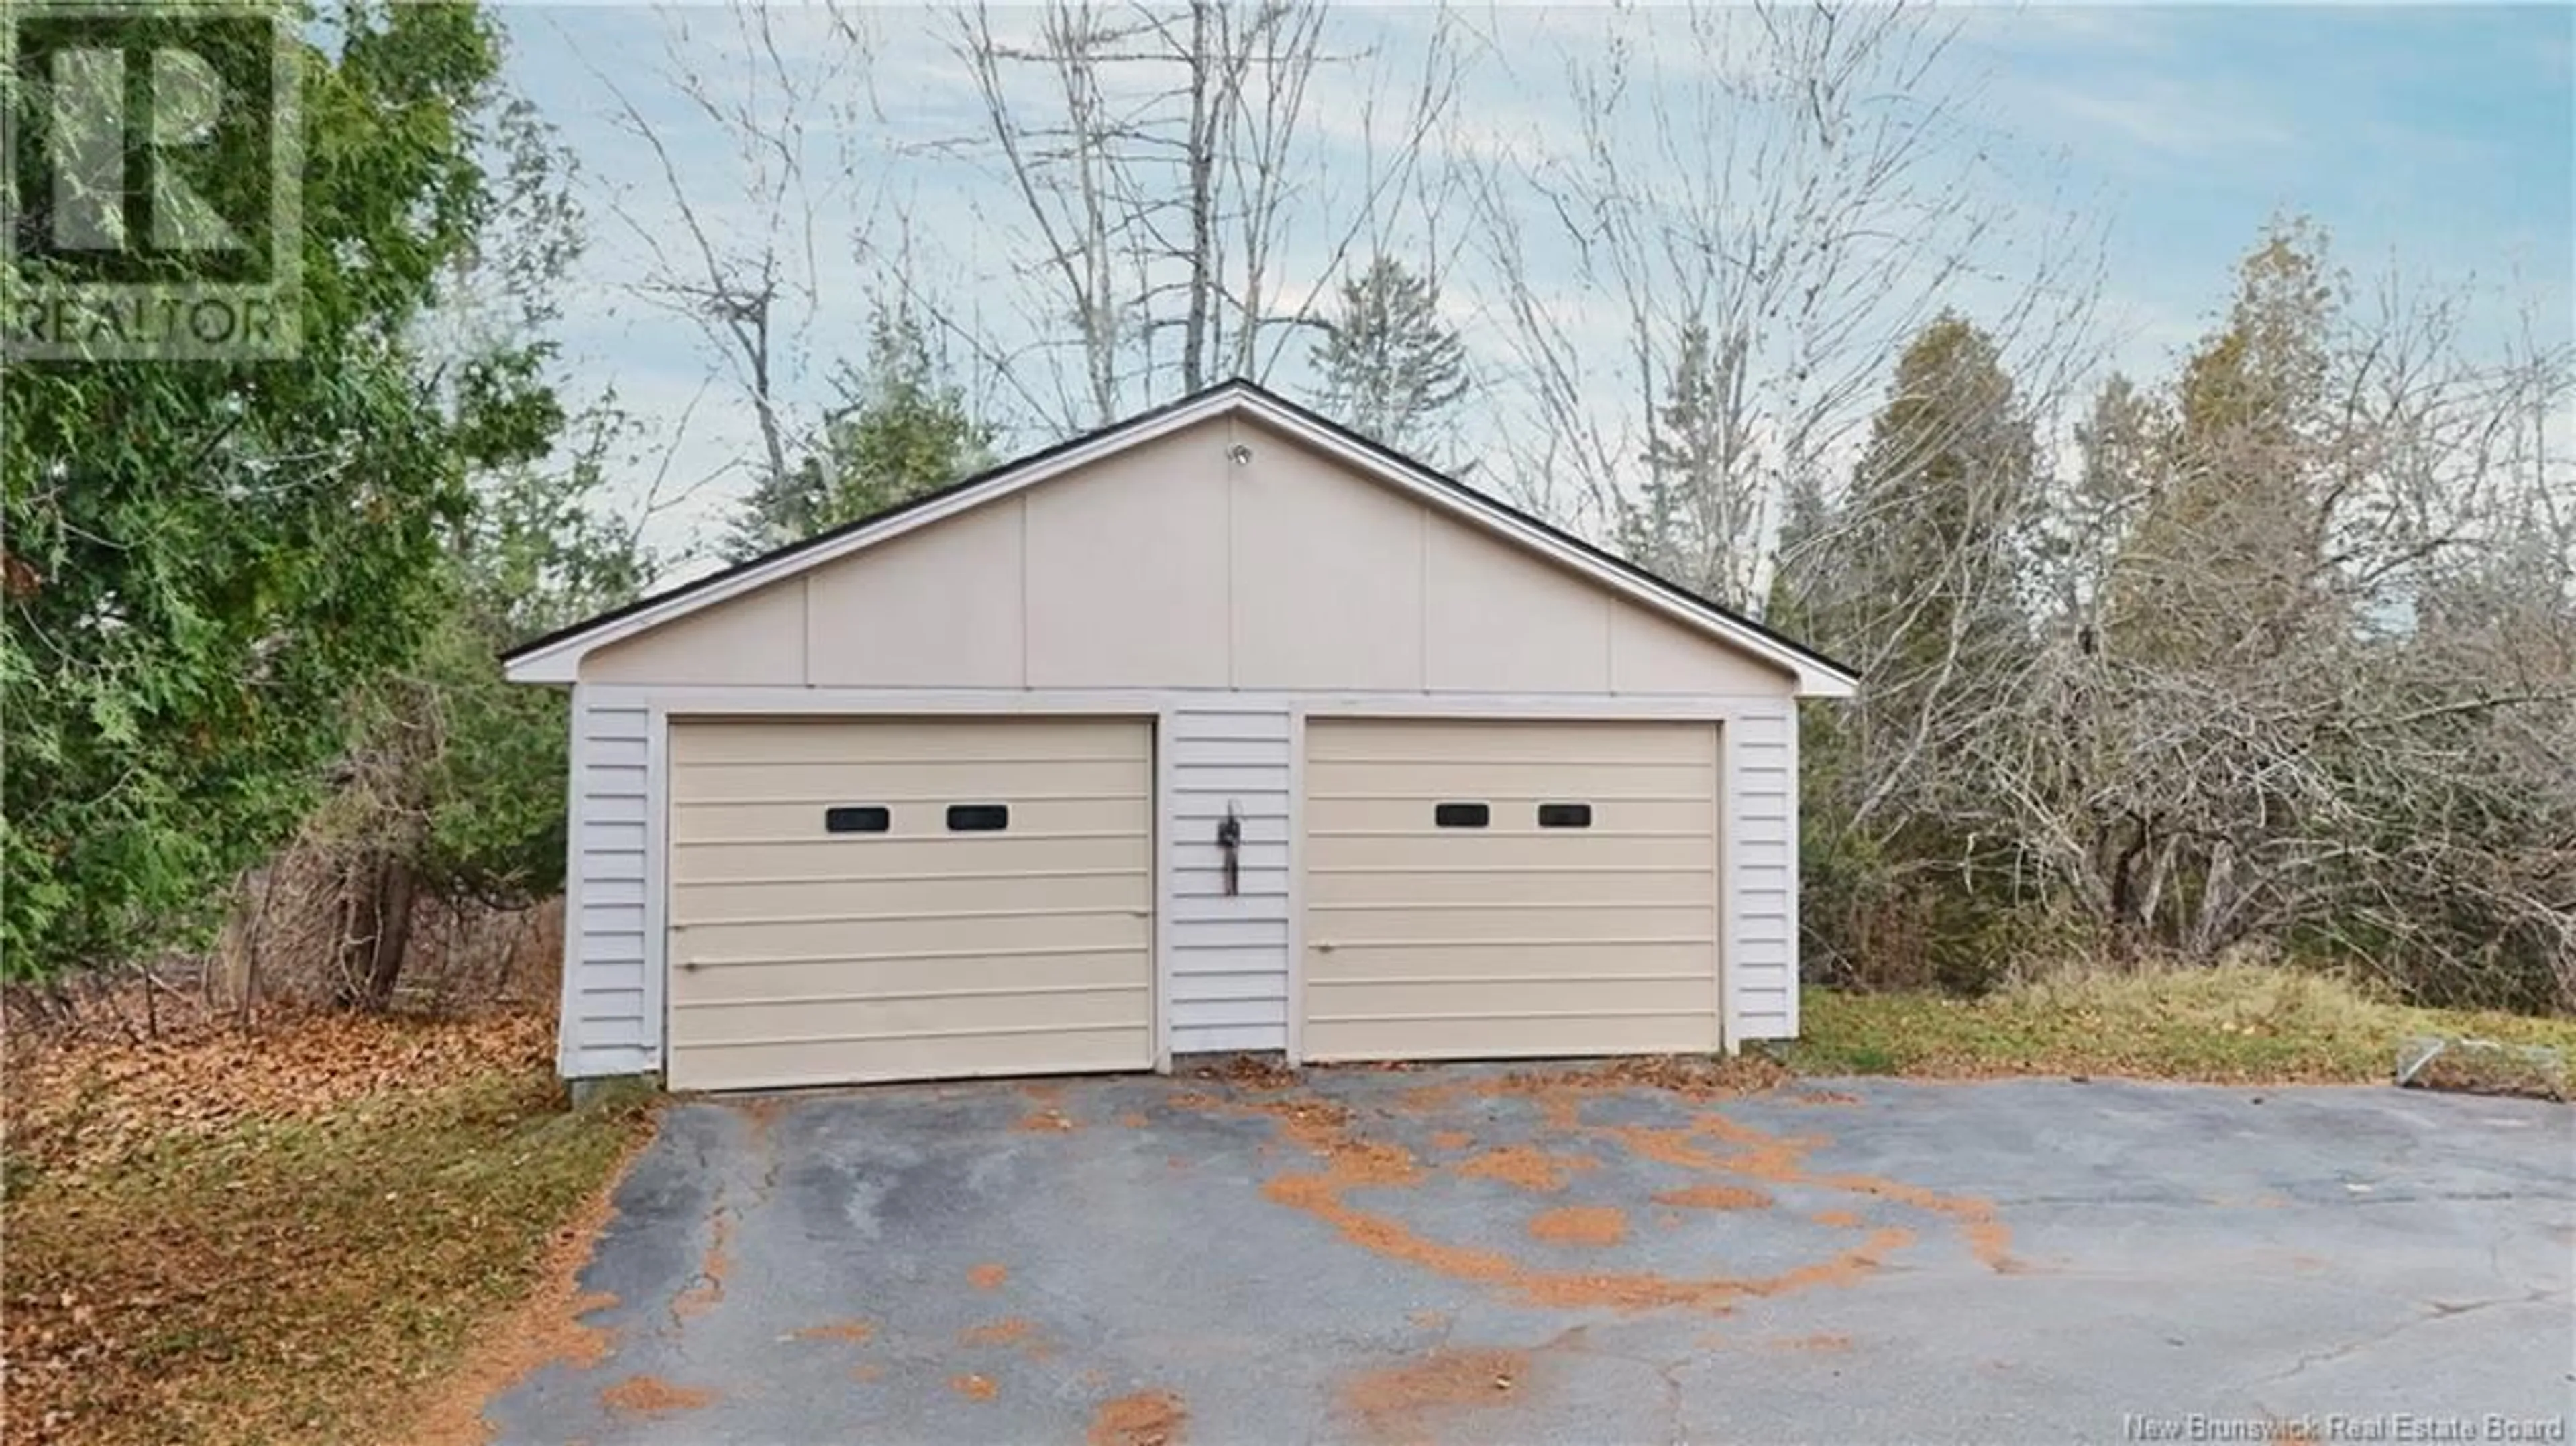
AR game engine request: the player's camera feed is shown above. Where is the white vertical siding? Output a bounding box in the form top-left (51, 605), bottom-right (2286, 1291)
top-left (562, 689), bottom-right (655, 1076)
top-left (1727, 703), bottom-right (1801, 1040)
top-left (1165, 703), bottom-right (1293, 1053)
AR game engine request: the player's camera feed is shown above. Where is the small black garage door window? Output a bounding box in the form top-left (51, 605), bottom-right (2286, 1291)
top-left (1434, 802), bottom-right (1490, 828)
top-left (824, 805), bottom-right (890, 834)
top-left (947, 803), bottom-right (1010, 832)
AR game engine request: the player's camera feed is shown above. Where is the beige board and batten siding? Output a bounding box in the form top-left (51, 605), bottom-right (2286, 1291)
top-left (662, 717), bottom-right (1153, 1091)
top-left (578, 414), bottom-right (1799, 699)
top-left (1302, 718), bottom-right (1723, 1062)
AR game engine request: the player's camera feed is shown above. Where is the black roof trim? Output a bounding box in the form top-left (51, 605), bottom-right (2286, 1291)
top-left (503, 378), bottom-right (1858, 685)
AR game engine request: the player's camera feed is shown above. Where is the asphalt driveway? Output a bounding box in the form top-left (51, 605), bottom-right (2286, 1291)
top-left (481, 1068), bottom-right (2573, 1445)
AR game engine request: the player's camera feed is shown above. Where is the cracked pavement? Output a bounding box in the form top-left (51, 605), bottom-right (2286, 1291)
top-left (479, 1072), bottom-right (2574, 1444)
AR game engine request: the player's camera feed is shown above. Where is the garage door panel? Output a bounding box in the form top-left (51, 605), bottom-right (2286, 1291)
top-left (669, 948), bottom-right (1146, 1007)
top-left (1307, 759), bottom-right (1715, 799)
top-left (667, 1027), bottom-right (1150, 1093)
top-left (1305, 975), bottom-right (1713, 1020)
top-left (1302, 718), bottom-right (1720, 1064)
top-left (1302, 1013), bottom-right (1717, 1064)
top-left (1307, 902), bottom-right (1713, 946)
top-left (1306, 719), bottom-right (1715, 765)
top-left (675, 795), bottom-right (1150, 845)
top-left (1308, 866), bottom-right (1715, 908)
top-left (672, 834), bottom-right (1150, 884)
top-left (1308, 832), bottom-right (1715, 871)
top-left (1305, 796), bottom-right (1715, 834)
top-left (675, 909), bottom-right (1149, 964)
top-left (673, 757), bottom-right (1147, 805)
top-left (671, 982), bottom-right (1149, 1048)
top-left (673, 718), bottom-right (1146, 765)
top-left (672, 869), bottom-right (1148, 922)
top-left (667, 716), bottom-right (1152, 1091)
top-left (1306, 939), bottom-right (1717, 983)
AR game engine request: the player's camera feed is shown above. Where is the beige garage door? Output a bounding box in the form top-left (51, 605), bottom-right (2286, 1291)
top-left (1302, 718), bottom-right (1720, 1062)
top-left (666, 717), bottom-right (1153, 1091)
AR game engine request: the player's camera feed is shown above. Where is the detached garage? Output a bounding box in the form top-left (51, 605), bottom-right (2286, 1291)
top-left (504, 381), bottom-right (1856, 1092)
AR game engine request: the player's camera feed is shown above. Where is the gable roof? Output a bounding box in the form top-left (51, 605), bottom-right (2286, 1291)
top-left (502, 380), bottom-right (1860, 696)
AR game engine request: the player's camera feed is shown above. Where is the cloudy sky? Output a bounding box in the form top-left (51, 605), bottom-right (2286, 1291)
top-left (491, 2), bottom-right (2575, 565)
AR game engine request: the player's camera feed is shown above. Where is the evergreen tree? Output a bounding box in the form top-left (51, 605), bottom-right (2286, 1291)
top-left (727, 306), bottom-right (997, 559)
top-left (1834, 312), bottom-right (2039, 673)
top-left (1, 3), bottom-right (561, 981)
top-left (1775, 312), bottom-right (2037, 679)
top-left (2063, 376), bottom-right (2158, 598)
top-left (319, 392), bottom-right (653, 1006)
top-left (2106, 220), bottom-right (2341, 663)
top-left (1621, 322), bottom-right (1758, 606)
top-left (1308, 256), bottom-right (1468, 459)
top-left (1787, 311), bottom-right (2040, 991)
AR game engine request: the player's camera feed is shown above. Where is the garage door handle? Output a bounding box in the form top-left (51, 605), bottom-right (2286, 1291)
top-left (1313, 942), bottom-right (1334, 954)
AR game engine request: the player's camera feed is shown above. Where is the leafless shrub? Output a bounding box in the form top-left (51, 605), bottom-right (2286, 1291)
top-left (208, 839), bottom-right (564, 1021)
top-left (1788, 225), bottom-right (2572, 1013)
top-left (4, 854), bottom-right (560, 1050)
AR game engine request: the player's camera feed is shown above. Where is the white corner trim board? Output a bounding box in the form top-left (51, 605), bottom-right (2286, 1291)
top-left (561, 686), bottom-right (655, 1077)
top-left (1726, 703), bottom-right (1801, 1041)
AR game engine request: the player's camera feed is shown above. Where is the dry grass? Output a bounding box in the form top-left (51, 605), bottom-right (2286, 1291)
top-left (1788, 963), bottom-right (2576, 1091)
top-left (1, 1007), bottom-right (654, 1446)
